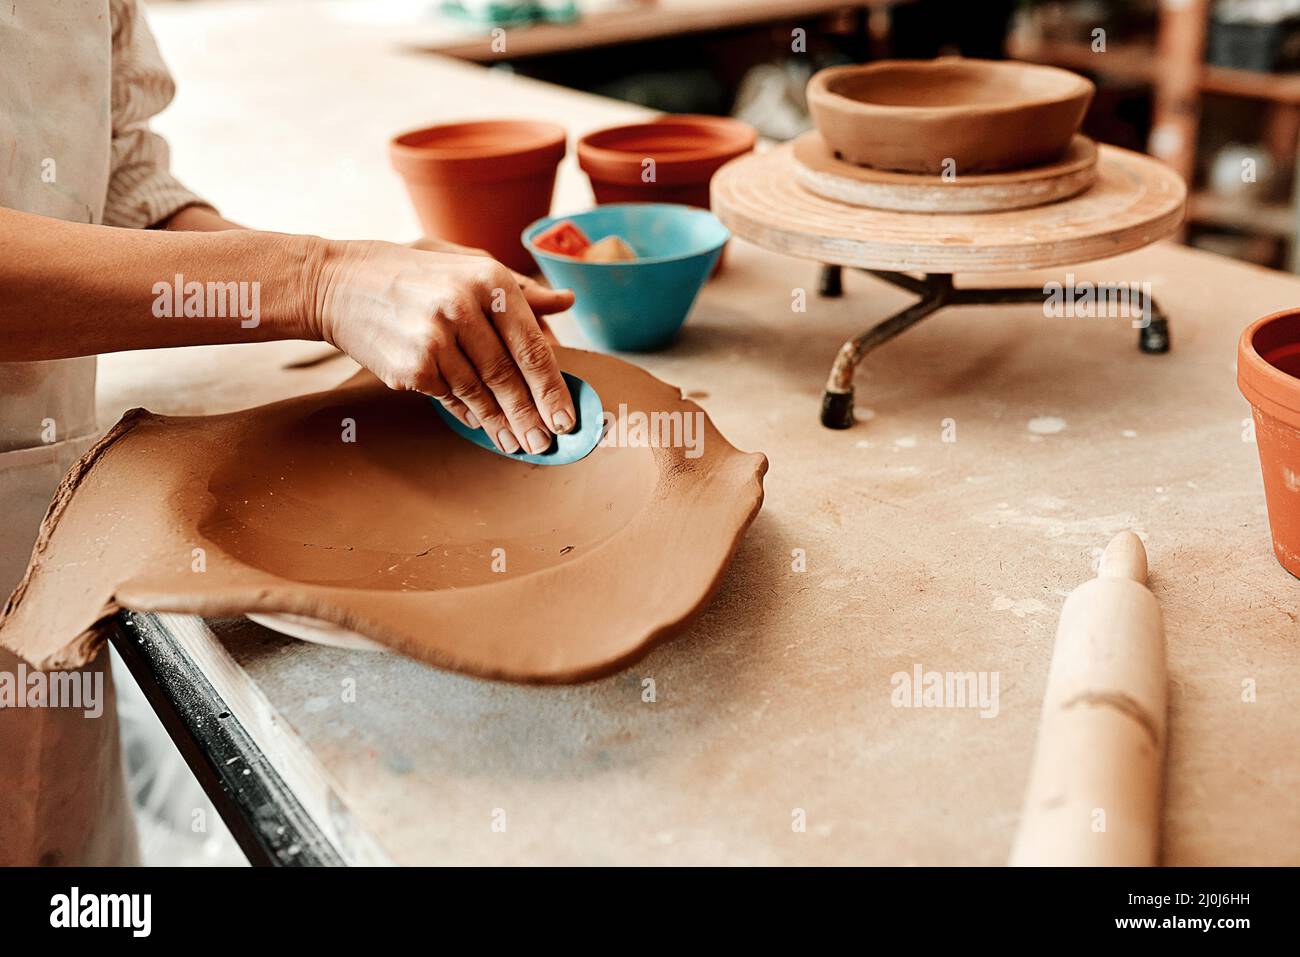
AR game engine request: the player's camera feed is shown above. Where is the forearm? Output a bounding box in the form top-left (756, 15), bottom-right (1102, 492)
top-left (157, 204), bottom-right (243, 232)
top-left (0, 206), bottom-right (322, 361)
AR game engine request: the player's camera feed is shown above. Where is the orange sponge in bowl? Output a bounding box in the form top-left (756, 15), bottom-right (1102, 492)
top-left (533, 219), bottom-right (591, 258)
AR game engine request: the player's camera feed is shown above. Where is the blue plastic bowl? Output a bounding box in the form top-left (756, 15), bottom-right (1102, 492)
top-left (523, 203), bottom-right (729, 352)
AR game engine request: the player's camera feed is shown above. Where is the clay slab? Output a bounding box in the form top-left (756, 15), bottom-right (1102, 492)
top-left (0, 348), bottom-right (767, 683)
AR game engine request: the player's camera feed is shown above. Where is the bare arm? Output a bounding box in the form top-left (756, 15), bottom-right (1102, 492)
top-left (0, 206), bottom-right (578, 454)
top-left (157, 205), bottom-right (569, 339)
top-left (158, 204), bottom-right (242, 232)
top-left (0, 206), bottom-right (317, 358)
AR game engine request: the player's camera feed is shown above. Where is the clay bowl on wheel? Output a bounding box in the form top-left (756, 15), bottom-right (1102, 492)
top-left (806, 58), bottom-right (1094, 174)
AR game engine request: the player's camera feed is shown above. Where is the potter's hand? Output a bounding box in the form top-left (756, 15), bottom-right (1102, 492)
top-left (315, 241), bottom-right (577, 454)
top-left (408, 236), bottom-right (572, 325)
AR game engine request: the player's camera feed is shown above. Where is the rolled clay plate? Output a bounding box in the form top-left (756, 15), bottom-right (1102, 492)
top-left (806, 58), bottom-right (1095, 174)
top-left (0, 348), bottom-right (767, 684)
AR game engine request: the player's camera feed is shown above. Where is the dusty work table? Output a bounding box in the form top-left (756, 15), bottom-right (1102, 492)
top-left (98, 2), bottom-right (1300, 865)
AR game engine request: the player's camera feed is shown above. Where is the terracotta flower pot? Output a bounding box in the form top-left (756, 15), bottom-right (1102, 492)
top-left (577, 115), bottom-right (754, 275)
top-left (1238, 308), bottom-right (1300, 578)
top-left (390, 120), bottom-right (566, 274)
top-left (577, 114), bottom-right (756, 206)
top-left (806, 59), bottom-right (1094, 174)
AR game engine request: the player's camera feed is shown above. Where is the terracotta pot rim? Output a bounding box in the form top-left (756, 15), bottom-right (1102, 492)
top-left (1239, 308), bottom-right (1300, 422)
top-left (522, 203), bottom-right (730, 268)
top-left (390, 119), bottom-right (567, 183)
top-left (577, 115), bottom-right (757, 181)
top-left (808, 59), bottom-right (1095, 120)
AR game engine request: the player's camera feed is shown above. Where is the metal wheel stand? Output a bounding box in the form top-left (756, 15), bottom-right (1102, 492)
top-left (816, 265), bottom-right (1172, 429)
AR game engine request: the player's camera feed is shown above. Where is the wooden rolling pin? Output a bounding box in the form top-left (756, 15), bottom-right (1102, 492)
top-left (1009, 531), bottom-right (1167, 866)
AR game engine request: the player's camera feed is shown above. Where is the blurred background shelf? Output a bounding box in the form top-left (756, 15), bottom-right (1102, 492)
top-left (1011, 35), bottom-right (1300, 103)
top-left (1188, 191), bottom-right (1294, 234)
top-left (1009, 0), bottom-right (1300, 271)
top-left (407, 0), bottom-right (891, 62)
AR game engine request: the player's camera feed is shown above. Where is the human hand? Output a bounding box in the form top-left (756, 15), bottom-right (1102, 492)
top-left (314, 240), bottom-right (576, 454)
top-left (408, 236), bottom-right (571, 341)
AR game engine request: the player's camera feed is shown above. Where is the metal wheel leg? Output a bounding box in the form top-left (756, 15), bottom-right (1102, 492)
top-left (1139, 316), bottom-right (1170, 354)
top-left (818, 277), bottom-right (952, 430)
top-left (821, 390), bottom-right (855, 429)
top-left (819, 264), bottom-right (843, 298)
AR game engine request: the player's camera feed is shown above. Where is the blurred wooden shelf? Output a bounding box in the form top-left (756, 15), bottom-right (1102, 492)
top-left (1013, 1), bottom-right (1300, 261)
top-left (1188, 191), bottom-right (1294, 236)
top-left (1009, 36), bottom-right (1154, 82)
top-left (408, 0), bottom-right (899, 62)
top-left (1202, 63), bottom-right (1300, 103)
top-left (1010, 35), bottom-right (1300, 104)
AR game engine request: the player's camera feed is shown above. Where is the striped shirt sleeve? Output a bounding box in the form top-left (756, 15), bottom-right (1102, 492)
top-left (101, 0), bottom-right (211, 229)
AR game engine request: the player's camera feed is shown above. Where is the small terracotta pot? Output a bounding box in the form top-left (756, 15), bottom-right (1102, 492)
top-left (390, 120), bottom-right (566, 274)
top-left (577, 115), bottom-right (754, 275)
top-left (577, 115), bottom-right (756, 206)
top-left (1238, 308), bottom-right (1300, 578)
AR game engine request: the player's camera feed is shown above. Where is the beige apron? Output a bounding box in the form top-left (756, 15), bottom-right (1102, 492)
top-left (0, 1), bottom-right (129, 866)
